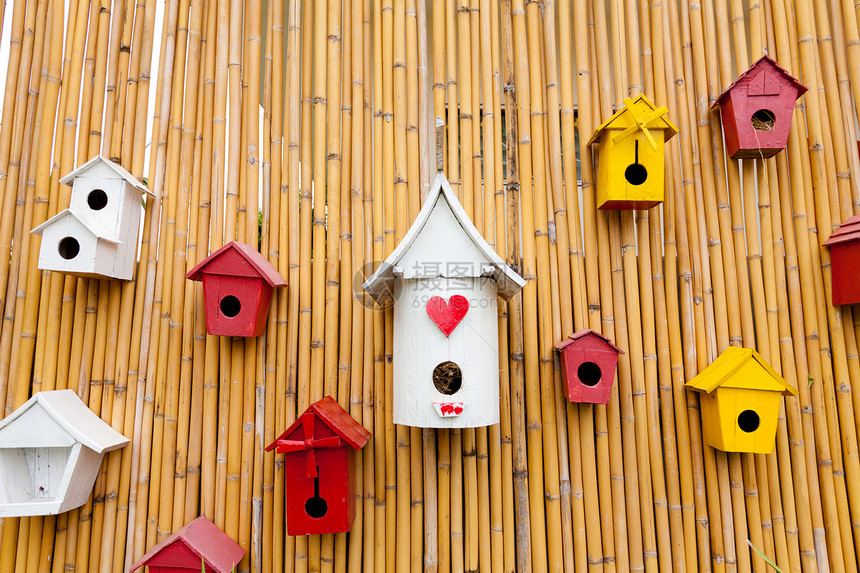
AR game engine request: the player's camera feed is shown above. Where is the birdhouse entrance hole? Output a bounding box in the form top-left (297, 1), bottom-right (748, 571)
top-left (751, 109), bottom-right (776, 132)
top-left (87, 189), bottom-right (108, 210)
top-left (577, 361), bottom-right (602, 387)
top-left (58, 237), bottom-right (80, 260)
top-left (433, 361), bottom-right (462, 395)
top-left (624, 141), bottom-right (648, 186)
top-left (304, 472), bottom-right (328, 518)
top-left (219, 295), bottom-right (242, 318)
top-left (737, 409), bottom-right (760, 433)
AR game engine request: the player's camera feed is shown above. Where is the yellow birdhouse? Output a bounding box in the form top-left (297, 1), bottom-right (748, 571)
top-left (588, 95), bottom-right (679, 210)
top-left (686, 347), bottom-right (797, 454)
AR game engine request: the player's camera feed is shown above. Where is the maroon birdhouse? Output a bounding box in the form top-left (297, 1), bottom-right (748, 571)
top-left (712, 55), bottom-right (806, 159)
top-left (823, 214), bottom-right (860, 305)
top-left (266, 396), bottom-right (371, 535)
top-left (186, 241), bottom-right (286, 337)
top-left (554, 329), bottom-right (624, 405)
top-left (130, 516), bottom-right (245, 573)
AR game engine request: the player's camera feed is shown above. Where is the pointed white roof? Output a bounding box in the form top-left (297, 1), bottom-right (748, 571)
top-left (31, 207), bottom-right (122, 243)
top-left (59, 155), bottom-right (152, 196)
top-left (0, 389), bottom-right (129, 454)
top-left (362, 172), bottom-right (526, 306)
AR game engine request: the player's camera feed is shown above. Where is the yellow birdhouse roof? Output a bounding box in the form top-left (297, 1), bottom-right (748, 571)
top-left (587, 94), bottom-right (679, 149)
top-left (686, 347), bottom-right (798, 396)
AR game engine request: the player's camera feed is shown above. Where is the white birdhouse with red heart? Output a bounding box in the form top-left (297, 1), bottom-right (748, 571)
top-left (362, 172), bottom-right (526, 428)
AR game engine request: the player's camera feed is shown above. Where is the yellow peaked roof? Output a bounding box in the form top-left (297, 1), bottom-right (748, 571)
top-left (686, 347), bottom-right (798, 396)
top-left (587, 94), bottom-right (679, 148)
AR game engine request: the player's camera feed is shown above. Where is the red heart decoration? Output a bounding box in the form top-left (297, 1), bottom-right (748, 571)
top-left (426, 295), bottom-right (469, 337)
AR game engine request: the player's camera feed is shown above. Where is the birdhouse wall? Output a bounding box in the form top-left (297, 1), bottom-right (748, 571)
top-left (143, 542), bottom-right (217, 571)
top-left (829, 241), bottom-right (860, 305)
top-left (558, 345), bottom-right (619, 404)
top-left (700, 388), bottom-right (781, 454)
top-left (0, 446), bottom-right (70, 504)
top-left (68, 178), bottom-right (130, 236)
top-left (393, 277), bottom-right (500, 428)
top-left (36, 216), bottom-right (102, 276)
top-left (201, 275), bottom-right (272, 337)
top-left (285, 448), bottom-right (354, 535)
top-left (595, 135), bottom-right (666, 210)
top-left (720, 89), bottom-right (796, 159)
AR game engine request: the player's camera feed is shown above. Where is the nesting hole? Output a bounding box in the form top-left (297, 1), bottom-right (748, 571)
top-left (624, 163), bottom-right (648, 186)
top-left (577, 361), bottom-right (603, 387)
top-left (305, 495), bottom-right (328, 518)
top-left (58, 237), bottom-right (80, 260)
top-left (751, 109), bottom-right (776, 131)
top-left (737, 409), bottom-right (761, 433)
top-left (220, 295), bottom-right (242, 318)
top-left (87, 189), bottom-right (108, 210)
top-left (433, 361), bottom-right (462, 395)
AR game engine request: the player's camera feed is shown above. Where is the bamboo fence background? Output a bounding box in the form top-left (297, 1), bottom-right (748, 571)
top-left (0, 0), bottom-right (859, 571)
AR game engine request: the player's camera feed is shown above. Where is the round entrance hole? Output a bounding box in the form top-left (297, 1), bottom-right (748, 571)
top-left (58, 237), bottom-right (80, 260)
top-left (737, 409), bottom-right (760, 433)
top-left (751, 109), bottom-right (776, 132)
top-left (219, 295), bottom-right (242, 318)
top-left (87, 188), bottom-right (108, 210)
top-left (305, 495), bottom-right (328, 519)
top-left (433, 361), bottom-right (462, 395)
top-left (577, 361), bottom-right (602, 387)
top-left (624, 162), bottom-right (648, 186)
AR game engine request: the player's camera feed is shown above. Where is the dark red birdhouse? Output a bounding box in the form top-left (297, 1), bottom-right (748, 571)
top-left (266, 396), bottom-right (371, 535)
top-left (712, 55), bottom-right (806, 159)
top-left (823, 214), bottom-right (860, 305)
top-left (186, 241), bottom-right (286, 337)
top-left (554, 329), bottom-right (624, 405)
top-left (130, 516), bottom-right (245, 573)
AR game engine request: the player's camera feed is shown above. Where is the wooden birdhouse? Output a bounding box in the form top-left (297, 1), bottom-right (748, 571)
top-left (554, 329), bottom-right (624, 405)
top-left (712, 55), bottom-right (807, 159)
top-left (685, 347), bottom-right (797, 454)
top-left (266, 396), bottom-right (371, 535)
top-left (186, 241), bottom-right (287, 337)
top-left (362, 172), bottom-right (526, 428)
top-left (587, 94), bottom-right (679, 210)
top-left (30, 156), bottom-right (151, 280)
top-left (130, 516), bottom-right (245, 573)
top-left (823, 214), bottom-right (860, 305)
top-left (0, 389), bottom-right (129, 517)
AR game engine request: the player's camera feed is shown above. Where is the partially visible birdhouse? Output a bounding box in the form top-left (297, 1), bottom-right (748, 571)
top-left (712, 55), bottom-right (806, 159)
top-left (30, 156), bottom-right (151, 280)
top-left (554, 329), bottom-right (624, 405)
top-left (823, 214), bottom-right (860, 305)
top-left (266, 396), bottom-right (371, 536)
top-left (587, 94), bottom-right (679, 210)
top-left (0, 389), bottom-right (129, 517)
top-left (362, 172), bottom-right (526, 428)
top-left (186, 241), bottom-right (287, 337)
top-left (130, 516), bottom-right (245, 573)
top-left (685, 347), bottom-right (797, 454)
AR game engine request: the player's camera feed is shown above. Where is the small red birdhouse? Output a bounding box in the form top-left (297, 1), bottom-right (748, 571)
top-left (266, 396), bottom-right (371, 535)
top-left (554, 330), bottom-right (624, 405)
top-left (186, 241), bottom-right (286, 337)
top-left (130, 516), bottom-right (245, 573)
top-left (712, 55), bottom-right (806, 159)
top-left (823, 214), bottom-right (860, 305)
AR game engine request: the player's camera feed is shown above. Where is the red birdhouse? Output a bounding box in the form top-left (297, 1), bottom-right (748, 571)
top-left (554, 329), bottom-right (624, 405)
top-left (712, 55), bottom-right (806, 159)
top-left (130, 516), bottom-right (245, 573)
top-left (266, 396), bottom-right (371, 535)
top-left (823, 214), bottom-right (860, 305)
top-left (186, 241), bottom-right (286, 337)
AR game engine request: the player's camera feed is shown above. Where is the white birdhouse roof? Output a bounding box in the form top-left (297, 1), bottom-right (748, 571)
top-left (362, 172), bottom-right (526, 305)
top-left (30, 208), bottom-right (122, 243)
top-left (0, 389), bottom-right (129, 454)
top-left (59, 155), bottom-right (152, 196)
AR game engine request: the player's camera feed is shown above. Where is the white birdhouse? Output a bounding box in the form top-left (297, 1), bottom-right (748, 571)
top-left (362, 172), bottom-right (526, 428)
top-left (30, 156), bottom-right (150, 280)
top-left (0, 389), bottom-right (129, 517)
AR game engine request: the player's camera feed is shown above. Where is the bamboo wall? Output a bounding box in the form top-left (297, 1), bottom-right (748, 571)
top-left (0, 0), bottom-right (859, 572)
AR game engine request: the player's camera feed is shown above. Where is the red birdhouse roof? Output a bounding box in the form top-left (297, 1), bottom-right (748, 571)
top-left (823, 214), bottom-right (860, 247)
top-left (554, 329), bottom-right (625, 354)
top-left (186, 240), bottom-right (287, 286)
top-left (130, 516), bottom-right (245, 573)
top-left (713, 54), bottom-right (807, 109)
top-left (266, 396), bottom-right (371, 452)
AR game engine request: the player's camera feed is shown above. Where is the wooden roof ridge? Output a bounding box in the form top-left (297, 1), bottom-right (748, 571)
top-left (554, 329), bottom-right (625, 354)
top-left (130, 516), bottom-right (245, 573)
top-left (266, 395), bottom-right (371, 452)
top-left (713, 54), bottom-right (808, 108)
top-left (186, 240), bottom-right (287, 286)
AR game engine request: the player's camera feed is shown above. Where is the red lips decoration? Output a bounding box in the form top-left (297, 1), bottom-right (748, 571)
top-left (426, 295), bottom-right (469, 337)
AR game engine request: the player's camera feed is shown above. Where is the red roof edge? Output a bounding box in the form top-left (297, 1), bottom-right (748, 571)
top-left (266, 396), bottom-right (372, 452)
top-left (186, 240), bottom-right (287, 286)
top-left (554, 329), bottom-right (625, 354)
top-left (130, 516), bottom-right (245, 573)
top-left (824, 214), bottom-right (860, 246)
top-left (712, 54), bottom-right (808, 109)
